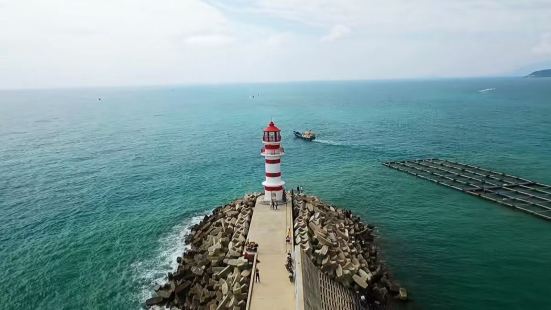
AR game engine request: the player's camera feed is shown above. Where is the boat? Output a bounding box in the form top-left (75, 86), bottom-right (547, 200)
top-left (294, 130), bottom-right (316, 141)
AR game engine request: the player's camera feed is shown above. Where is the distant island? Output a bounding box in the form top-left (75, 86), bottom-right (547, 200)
top-left (525, 69), bottom-right (551, 78)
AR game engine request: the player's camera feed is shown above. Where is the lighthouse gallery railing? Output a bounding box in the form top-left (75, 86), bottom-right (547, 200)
top-left (261, 147), bottom-right (285, 155)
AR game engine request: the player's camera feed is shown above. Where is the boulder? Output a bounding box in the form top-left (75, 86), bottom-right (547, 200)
top-left (216, 294), bottom-right (230, 310)
top-left (352, 274), bottom-right (368, 289)
top-left (358, 268), bottom-right (372, 283)
top-left (145, 296), bottom-right (165, 307)
top-left (191, 266), bottom-right (204, 276)
top-left (216, 266), bottom-right (232, 278)
top-left (399, 288), bottom-right (408, 301)
top-left (232, 282), bottom-right (242, 295)
top-left (241, 269), bottom-right (251, 278)
top-left (336, 264), bottom-right (343, 279)
top-left (156, 287), bottom-right (173, 299)
top-left (221, 279), bottom-right (229, 295)
top-left (318, 245), bottom-right (328, 256)
top-left (227, 295), bottom-right (236, 308)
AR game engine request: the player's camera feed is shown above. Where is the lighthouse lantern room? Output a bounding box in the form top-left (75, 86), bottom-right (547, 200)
top-left (261, 121), bottom-right (285, 202)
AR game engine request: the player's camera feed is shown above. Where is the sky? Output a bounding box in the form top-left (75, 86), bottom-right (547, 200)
top-left (1, 0), bottom-right (551, 89)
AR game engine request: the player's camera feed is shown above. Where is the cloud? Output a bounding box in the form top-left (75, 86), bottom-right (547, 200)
top-left (227, 0), bottom-right (551, 34)
top-left (2, 0), bottom-right (551, 89)
top-left (320, 25), bottom-right (351, 42)
top-left (532, 33), bottom-right (551, 55)
top-left (0, 0), bottom-right (236, 88)
top-left (183, 34), bottom-right (235, 47)
top-left (265, 33), bottom-right (292, 47)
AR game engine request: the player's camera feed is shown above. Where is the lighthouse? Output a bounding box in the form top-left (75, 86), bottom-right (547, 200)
top-left (261, 121), bottom-right (285, 202)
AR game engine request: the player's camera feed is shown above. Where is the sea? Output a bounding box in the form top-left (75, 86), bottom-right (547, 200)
top-left (1, 78), bottom-right (550, 310)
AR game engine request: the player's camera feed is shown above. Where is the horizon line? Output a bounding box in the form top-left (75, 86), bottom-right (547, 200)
top-left (0, 74), bottom-right (536, 92)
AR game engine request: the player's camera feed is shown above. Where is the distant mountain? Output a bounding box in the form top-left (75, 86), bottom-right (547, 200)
top-left (525, 69), bottom-right (551, 78)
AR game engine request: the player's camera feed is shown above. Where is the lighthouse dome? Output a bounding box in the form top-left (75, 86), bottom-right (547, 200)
top-left (263, 121), bottom-right (281, 142)
top-left (264, 121), bottom-right (280, 132)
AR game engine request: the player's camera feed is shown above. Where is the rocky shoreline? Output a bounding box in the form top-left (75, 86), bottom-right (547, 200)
top-left (146, 194), bottom-right (258, 309)
top-left (292, 194), bottom-right (407, 306)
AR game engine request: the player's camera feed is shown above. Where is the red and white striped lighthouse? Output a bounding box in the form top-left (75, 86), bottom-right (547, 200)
top-left (261, 121), bottom-right (285, 202)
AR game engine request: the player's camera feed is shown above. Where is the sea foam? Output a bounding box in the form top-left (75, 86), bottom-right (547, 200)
top-left (132, 213), bottom-right (206, 308)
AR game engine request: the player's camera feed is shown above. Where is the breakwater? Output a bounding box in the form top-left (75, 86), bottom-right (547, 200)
top-left (146, 192), bottom-right (405, 309)
top-left (146, 194), bottom-right (258, 309)
top-left (293, 194), bottom-right (407, 308)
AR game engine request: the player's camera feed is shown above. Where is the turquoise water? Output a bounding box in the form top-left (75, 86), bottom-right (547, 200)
top-left (1, 78), bottom-right (550, 309)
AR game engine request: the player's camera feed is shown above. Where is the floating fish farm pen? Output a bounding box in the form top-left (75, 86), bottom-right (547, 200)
top-left (384, 159), bottom-right (551, 221)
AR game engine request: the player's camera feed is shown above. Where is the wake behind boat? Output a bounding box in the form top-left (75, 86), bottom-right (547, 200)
top-left (294, 130), bottom-right (316, 141)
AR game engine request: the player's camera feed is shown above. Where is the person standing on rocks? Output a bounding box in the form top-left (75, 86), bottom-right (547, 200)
top-left (360, 295), bottom-right (367, 308)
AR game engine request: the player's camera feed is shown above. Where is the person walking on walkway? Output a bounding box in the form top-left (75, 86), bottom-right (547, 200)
top-left (255, 268), bottom-right (260, 282)
top-left (270, 192), bottom-right (276, 210)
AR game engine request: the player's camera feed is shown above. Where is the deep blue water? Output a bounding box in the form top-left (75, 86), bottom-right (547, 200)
top-left (1, 78), bottom-right (550, 309)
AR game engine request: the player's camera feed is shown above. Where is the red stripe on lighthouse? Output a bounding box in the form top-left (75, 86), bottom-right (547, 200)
top-left (264, 144), bottom-right (280, 150)
top-left (264, 185), bottom-right (283, 191)
top-left (266, 159), bottom-right (280, 164)
top-left (265, 172), bottom-right (281, 177)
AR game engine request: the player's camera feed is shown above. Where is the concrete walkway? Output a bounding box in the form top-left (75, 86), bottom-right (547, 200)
top-left (247, 195), bottom-right (295, 310)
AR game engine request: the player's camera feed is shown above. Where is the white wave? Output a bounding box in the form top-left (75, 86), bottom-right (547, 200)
top-left (313, 139), bottom-right (347, 146)
top-left (313, 139), bottom-right (365, 147)
top-left (132, 213), bottom-right (207, 308)
top-left (478, 88), bottom-right (496, 93)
